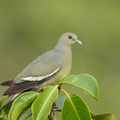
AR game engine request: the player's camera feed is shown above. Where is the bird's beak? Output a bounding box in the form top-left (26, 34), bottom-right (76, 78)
top-left (75, 40), bottom-right (82, 45)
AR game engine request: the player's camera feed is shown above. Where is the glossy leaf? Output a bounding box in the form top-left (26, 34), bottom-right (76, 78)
top-left (55, 97), bottom-right (65, 111)
top-left (0, 96), bottom-right (8, 120)
top-left (59, 74), bottom-right (99, 99)
top-left (0, 96), bottom-right (8, 115)
top-left (92, 113), bottom-right (116, 120)
top-left (8, 91), bottom-right (38, 120)
top-left (0, 96), bottom-right (7, 108)
top-left (32, 85), bottom-right (58, 120)
top-left (17, 104), bottom-right (32, 120)
top-left (62, 93), bottom-right (91, 120)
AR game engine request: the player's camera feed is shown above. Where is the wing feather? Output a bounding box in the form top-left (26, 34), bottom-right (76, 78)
top-left (14, 51), bottom-right (62, 83)
top-left (3, 51), bottom-right (62, 95)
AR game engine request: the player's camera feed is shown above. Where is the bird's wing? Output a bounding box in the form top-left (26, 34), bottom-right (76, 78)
top-left (3, 51), bottom-right (62, 95)
top-left (15, 50), bottom-right (62, 83)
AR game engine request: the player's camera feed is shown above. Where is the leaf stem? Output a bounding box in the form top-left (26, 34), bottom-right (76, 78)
top-left (60, 89), bottom-right (69, 96)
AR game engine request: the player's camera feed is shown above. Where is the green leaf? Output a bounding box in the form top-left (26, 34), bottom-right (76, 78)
top-left (4, 101), bottom-right (13, 115)
top-left (32, 85), bottom-right (58, 120)
top-left (92, 113), bottom-right (116, 120)
top-left (59, 74), bottom-right (99, 99)
top-left (0, 96), bottom-right (7, 108)
top-left (62, 93), bottom-right (91, 120)
top-left (0, 96), bottom-right (8, 115)
top-left (17, 104), bottom-right (32, 120)
top-left (8, 91), bottom-right (38, 120)
top-left (55, 97), bottom-right (65, 111)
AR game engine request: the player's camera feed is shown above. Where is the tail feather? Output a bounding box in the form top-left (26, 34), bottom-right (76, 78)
top-left (1, 80), bottom-right (14, 86)
top-left (0, 93), bottom-right (20, 111)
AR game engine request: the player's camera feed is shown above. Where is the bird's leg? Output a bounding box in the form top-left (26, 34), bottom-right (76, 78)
top-left (39, 88), bottom-right (44, 93)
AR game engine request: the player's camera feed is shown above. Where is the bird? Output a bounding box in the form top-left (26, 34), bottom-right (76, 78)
top-left (0, 33), bottom-right (82, 110)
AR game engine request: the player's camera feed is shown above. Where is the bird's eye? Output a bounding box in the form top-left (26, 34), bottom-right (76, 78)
top-left (68, 35), bottom-right (72, 39)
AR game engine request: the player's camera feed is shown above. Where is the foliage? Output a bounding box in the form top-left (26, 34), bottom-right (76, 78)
top-left (92, 113), bottom-right (116, 120)
top-left (0, 74), bottom-right (115, 120)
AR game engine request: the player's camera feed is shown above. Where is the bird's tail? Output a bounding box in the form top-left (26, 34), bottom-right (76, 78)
top-left (0, 79), bottom-right (14, 86)
top-left (0, 93), bottom-right (20, 111)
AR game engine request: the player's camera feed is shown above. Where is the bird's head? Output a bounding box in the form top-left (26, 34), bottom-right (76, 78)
top-left (59, 33), bottom-right (82, 46)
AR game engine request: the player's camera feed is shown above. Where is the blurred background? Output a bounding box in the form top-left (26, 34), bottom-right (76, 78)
top-left (0, 0), bottom-right (120, 119)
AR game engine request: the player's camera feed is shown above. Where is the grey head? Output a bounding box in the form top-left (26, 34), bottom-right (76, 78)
top-left (58, 33), bottom-right (82, 46)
